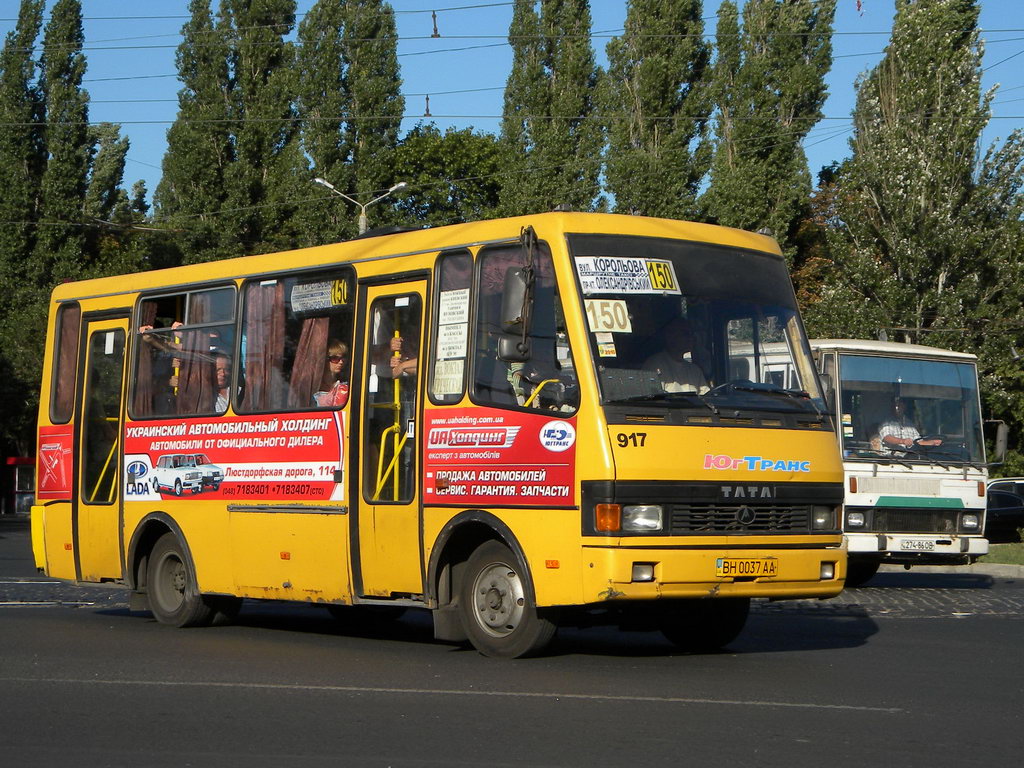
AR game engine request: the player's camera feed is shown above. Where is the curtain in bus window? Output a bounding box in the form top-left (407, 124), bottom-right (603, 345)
top-left (176, 293), bottom-right (216, 413)
top-left (287, 316), bottom-right (329, 409)
top-left (242, 281), bottom-right (286, 411)
top-left (132, 301), bottom-right (157, 415)
top-left (53, 303), bottom-right (81, 423)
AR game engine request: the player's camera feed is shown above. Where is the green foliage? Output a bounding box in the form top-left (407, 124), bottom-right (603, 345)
top-left (392, 123), bottom-right (502, 227)
top-left (154, 0), bottom-right (234, 264)
top-left (602, 0), bottom-right (711, 219)
top-left (297, 0), bottom-right (404, 244)
top-left (802, 0), bottom-right (1024, 461)
top-left (500, 0), bottom-right (603, 215)
top-left (702, 0), bottom-right (836, 262)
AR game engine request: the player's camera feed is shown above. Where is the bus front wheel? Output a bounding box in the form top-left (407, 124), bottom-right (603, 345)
top-left (147, 532), bottom-right (216, 628)
top-left (845, 558), bottom-right (881, 588)
top-left (459, 540), bottom-right (556, 658)
top-left (659, 597), bottom-right (750, 652)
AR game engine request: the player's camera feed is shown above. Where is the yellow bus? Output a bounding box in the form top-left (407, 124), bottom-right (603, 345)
top-left (31, 212), bottom-right (846, 657)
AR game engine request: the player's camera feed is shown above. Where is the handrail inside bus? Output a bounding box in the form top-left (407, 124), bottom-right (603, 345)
top-left (87, 417), bottom-right (119, 503)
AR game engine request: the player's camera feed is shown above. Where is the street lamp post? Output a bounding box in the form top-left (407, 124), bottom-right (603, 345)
top-left (313, 177), bottom-right (407, 235)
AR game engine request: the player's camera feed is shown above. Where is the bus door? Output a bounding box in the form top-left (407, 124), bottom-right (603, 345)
top-left (355, 282), bottom-right (427, 598)
top-left (75, 316), bottom-right (129, 582)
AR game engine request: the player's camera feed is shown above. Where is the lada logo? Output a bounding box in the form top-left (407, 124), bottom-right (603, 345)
top-left (126, 461), bottom-right (148, 479)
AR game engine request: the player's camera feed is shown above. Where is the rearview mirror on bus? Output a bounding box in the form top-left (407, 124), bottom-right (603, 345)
top-left (993, 421), bottom-right (1008, 464)
top-left (500, 266), bottom-right (533, 333)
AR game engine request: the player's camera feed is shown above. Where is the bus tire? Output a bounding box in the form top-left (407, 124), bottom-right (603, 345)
top-left (147, 532), bottom-right (216, 628)
top-left (845, 559), bottom-right (881, 588)
top-left (659, 597), bottom-right (750, 652)
top-left (459, 540), bottom-right (555, 658)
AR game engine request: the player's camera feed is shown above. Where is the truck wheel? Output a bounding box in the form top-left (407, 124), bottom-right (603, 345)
top-left (845, 559), bottom-right (881, 588)
top-left (147, 532), bottom-right (215, 628)
top-left (458, 540), bottom-right (556, 658)
top-left (659, 598), bottom-right (750, 652)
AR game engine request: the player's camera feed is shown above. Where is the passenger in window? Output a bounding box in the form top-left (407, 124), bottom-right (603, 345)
top-left (388, 335), bottom-right (418, 378)
top-left (139, 321), bottom-right (183, 413)
top-left (214, 351), bottom-right (232, 413)
top-left (643, 317), bottom-right (709, 394)
top-left (314, 339), bottom-right (350, 407)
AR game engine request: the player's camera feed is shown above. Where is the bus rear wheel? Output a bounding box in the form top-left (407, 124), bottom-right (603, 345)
top-left (659, 597), bottom-right (750, 652)
top-left (147, 532), bottom-right (216, 628)
top-left (459, 540), bottom-right (556, 658)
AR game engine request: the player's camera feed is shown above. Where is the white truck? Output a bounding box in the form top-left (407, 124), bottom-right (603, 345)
top-left (811, 340), bottom-right (1003, 586)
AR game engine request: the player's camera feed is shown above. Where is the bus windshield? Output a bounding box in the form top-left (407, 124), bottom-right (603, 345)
top-left (837, 354), bottom-right (984, 463)
top-left (568, 234), bottom-right (825, 416)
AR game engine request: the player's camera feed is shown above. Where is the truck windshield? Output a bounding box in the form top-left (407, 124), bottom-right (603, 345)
top-left (837, 354), bottom-right (984, 463)
top-left (567, 234), bottom-right (825, 417)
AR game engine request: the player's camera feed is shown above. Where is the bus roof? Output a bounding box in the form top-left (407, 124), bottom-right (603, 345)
top-left (810, 339), bottom-right (977, 362)
top-left (48, 211), bottom-right (781, 303)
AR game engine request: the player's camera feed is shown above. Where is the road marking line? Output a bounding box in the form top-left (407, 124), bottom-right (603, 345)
top-left (0, 601), bottom-right (96, 607)
top-left (0, 677), bottom-right (902, 712)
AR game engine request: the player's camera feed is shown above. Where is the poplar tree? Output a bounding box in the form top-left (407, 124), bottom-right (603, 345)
top-left (32, 0), bottom-right (90, 284)
top-left (702, 0), bottom-right (835, 260)
top-left (220, 0), bottom-right (306, 256)
top-left (802, 0), bottom-right (1024, 468)
top-left (0, 0), bottom-right (44, 455)
top-left (298, 0), bottom-right (404, 243)
top-left (155, 0), bottom-right (233, 264)
top-left (500, 0), bottom-right (602, 215)
top-left (602, 0), bottom-right (711, 219)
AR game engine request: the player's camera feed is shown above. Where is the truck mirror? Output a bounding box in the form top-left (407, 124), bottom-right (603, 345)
top-left (994, 421), bottom-right (1008, 463)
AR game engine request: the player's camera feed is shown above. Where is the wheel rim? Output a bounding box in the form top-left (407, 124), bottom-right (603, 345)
top-left (153, 552), bottom-right (186, 614)
top-left (471, 560), bottom-right (526, 638)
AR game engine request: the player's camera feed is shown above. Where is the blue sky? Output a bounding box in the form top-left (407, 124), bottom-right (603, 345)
top-left (2, 0), bottom-right (1022, 198)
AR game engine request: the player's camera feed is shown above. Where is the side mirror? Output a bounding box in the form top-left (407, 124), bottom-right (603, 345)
top-left (497, 333), bottom-right (531, 363)
top-left (994, 421), bottom-right (1009, 463)
top-left (500, 266), bottom-right (533, 333)
top-left (817, 371), bottom-right (835, 413)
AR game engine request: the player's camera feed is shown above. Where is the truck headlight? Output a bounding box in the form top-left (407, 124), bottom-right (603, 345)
top-left (811, 505), bottom-right (835, 530)
top-left (961, 513), bottom-right (980, 530)
top-left (623, 505), bottom-right (663, 532)
top-left (846, 511), bottom-right (866, 528)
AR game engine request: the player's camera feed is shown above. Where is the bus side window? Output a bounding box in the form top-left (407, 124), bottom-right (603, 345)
top-left (132, 287), bottom-right (235, 417)
top-left (430, 250), bottom-right (472, 404)
top-left (238, 270), bottom-right (355, 413)
top-left (473, 244), bottom-right (578, 414)
top-left (51, 302), bottom-right (81, 424)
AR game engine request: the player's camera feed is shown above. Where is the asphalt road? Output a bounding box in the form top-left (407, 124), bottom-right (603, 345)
top-left (1, 515), bottom-right (1022, 767)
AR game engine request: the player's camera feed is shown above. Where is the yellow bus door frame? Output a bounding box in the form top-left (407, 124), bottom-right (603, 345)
top-left (74, 315), bottom-right (129, 582)
top-left (352, 279), bottom-right (428, 599)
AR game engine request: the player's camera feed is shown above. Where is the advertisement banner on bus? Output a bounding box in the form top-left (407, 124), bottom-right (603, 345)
top-left (122, 412), bottom-right (346, 502)
top-left (423, 408), bottom-right (576, 506)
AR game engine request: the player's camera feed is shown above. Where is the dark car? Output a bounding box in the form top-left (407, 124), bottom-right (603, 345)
top-left (985, 479), bottom-right (1024, 544)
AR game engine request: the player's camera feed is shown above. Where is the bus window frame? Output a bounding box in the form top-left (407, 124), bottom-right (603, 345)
top-left (50, 300), bottom-right (82, 425)
top-left (428, 248), bottom-right (473, 406)
top-left (234, 265), bottom-right (357, 416)
top-left (128, 282), bottom-right (239, 421)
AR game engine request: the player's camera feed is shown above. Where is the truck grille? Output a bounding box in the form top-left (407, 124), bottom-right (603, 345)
top-left (669, 504), bottom-right (811, 534)
top-left (868, 508), bottom-right (960, 534)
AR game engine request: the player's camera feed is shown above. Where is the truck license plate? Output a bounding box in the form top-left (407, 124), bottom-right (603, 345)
top-left (900, 539), bottom-right (935, 551)
top-left (716, 558), bottom-right (778, 578)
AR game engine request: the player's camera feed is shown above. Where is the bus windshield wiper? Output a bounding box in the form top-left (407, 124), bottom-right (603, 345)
top-left (613, 392), bottom-right (719, 415)
top-left (704, 381), bottom-right (821, 417)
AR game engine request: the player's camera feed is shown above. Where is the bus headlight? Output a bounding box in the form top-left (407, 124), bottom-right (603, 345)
top-left (846, 511), bottom-right (866, 528)
top-left (961, 513), bottom-right (980, 531)
top-left (811, 506), bottom-right (835, 530)
top-left (623, 505), bottom-right (663, 532)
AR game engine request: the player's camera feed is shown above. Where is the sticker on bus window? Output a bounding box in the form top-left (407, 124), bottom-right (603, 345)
top-left (437, 322), bottom-right (468, 359)
top-left (438, 289), bottom-right (469, 325)
top-left (433, 359), bottom-right (464, 395)
top-left (574, 256), bottom-right (681, 296)
top-left (584, 299), bottom-right (632, 333)
top-left (291, 281), bottom-right (334, 312)
top-left (595, 332), bottom-right (617, 357)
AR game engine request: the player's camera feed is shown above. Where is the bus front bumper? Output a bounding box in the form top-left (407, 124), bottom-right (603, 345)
top-left (580, 543), bottom-right (847, 603)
